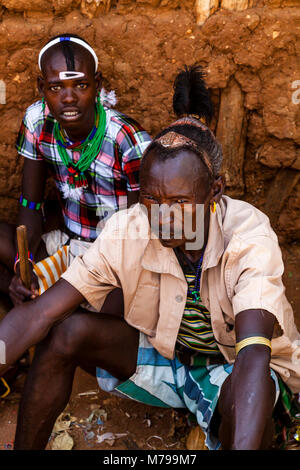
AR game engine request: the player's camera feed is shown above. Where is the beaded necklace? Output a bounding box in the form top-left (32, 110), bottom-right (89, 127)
top-left (174, 248), bottom-right (204, 303)
top-left (53, 96), bottom-right (106, 190)
top-left (189, 253), bottom-right (204, 303)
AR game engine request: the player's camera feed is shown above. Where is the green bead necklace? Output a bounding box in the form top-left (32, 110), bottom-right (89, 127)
top-left (53, 96), bottom-right (106, 189)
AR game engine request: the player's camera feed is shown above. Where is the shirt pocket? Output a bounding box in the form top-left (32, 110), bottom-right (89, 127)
top-left (126, 284), bottom-right (160, 336)
top-left (91, 158), bottom-right (126, 196)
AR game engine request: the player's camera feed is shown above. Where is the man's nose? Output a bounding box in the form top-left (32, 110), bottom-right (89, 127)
top-left (61, 88), bottom-right (77, 104)
top-left (158, 203), bottom-right (173, 225)
top-left (158, 203), bottom-right (183, 224)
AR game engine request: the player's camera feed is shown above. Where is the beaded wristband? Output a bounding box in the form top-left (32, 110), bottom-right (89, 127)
top-left (14, 251), bottom-right (34, 274)
top-left (235, 336), bottom-right (272, 355)
top-left (19, 195), bottom-right (43, 211)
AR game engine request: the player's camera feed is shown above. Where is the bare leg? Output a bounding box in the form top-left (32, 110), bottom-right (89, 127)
top-left (14, 309), bottom-right (139, 450)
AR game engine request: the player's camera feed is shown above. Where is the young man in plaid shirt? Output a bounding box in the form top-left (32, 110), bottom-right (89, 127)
top-left (0, 34), bottom-right (151, 309)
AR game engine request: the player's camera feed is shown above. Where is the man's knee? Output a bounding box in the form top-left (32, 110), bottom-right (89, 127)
top-left (37, 310), bottom-right (122, 360)
top-left (34, 310), bottom-right (139, 381)
top-left (38, 312), bottom-right (88, 360)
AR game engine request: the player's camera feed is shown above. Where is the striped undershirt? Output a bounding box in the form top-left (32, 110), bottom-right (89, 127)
top-left (176, 261), bottom-right (220, 356)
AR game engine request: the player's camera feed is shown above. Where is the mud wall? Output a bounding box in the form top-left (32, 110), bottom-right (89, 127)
top-left (0, 0), bottom-right (299, 242)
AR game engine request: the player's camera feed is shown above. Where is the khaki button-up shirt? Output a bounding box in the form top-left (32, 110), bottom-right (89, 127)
top-left (62, 196), bottom-right (300, 392)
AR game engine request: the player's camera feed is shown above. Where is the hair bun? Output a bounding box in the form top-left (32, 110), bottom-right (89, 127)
top-left (173, 64), bottom-right (213, 125)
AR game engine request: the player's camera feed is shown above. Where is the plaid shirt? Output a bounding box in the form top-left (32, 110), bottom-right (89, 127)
top-left (16, 100), bottom-right (151, 240)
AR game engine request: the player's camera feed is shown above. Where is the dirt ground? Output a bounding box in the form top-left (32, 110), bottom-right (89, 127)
top-left (0, 241), bottom-right (299, 451)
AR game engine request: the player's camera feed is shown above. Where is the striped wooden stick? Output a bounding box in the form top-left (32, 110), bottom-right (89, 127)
top-left (16, 225), bottom-right (31, 290)
top-left (16, 225), bottom-right (35, 362)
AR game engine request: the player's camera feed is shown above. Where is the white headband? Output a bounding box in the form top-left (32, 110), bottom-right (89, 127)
top-left (38, 37), bottom-right (98, 72)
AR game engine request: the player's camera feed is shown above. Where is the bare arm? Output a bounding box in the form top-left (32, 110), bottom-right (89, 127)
top-left (1, 279), bottom-right (84, 369)
top-left (220, 308), bottom-right (276, 449)
top-left (16, 158), bottom-right (47, 259)
top-left (9, 159), bottom-right (47, 304)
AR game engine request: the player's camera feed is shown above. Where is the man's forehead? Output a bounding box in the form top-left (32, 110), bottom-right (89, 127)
top-left (41, 47), bottom-right (94, 77)
top-left (144, 151), bottom-right (202, 179)
top-left (143, 163), bottom-right (199, 193)
top-left (141, 150), bottom-right (210, 197)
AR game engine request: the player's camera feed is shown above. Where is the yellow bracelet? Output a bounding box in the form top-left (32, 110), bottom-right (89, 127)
top-left (0, 377), bottom-right (11, 398)
top-left (235, 336), bottom-right (272, 355)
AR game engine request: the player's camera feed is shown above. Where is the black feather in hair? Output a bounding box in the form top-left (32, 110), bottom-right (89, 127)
top-left (173, 64), bottom-right (213, 125)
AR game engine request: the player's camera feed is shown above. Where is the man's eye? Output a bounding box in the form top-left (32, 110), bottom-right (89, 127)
top-left (49, 85), bottom-right (61, 91)
top-left (175, 199), bottom-right (189, 205)
top-left (77, 83), bottom-right (88, 89)
top-left (142, 195), bottom-right (157, 203)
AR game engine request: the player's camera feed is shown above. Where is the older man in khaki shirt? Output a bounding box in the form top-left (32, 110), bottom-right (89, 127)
top-left (1, 110), bottom-right (299, 450)
top-left (61, 197), bottom-right (300, 393)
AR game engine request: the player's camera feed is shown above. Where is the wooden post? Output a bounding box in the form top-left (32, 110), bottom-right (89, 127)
top-left (220, 0), bottom-right (253, 10)
top-left (216, 78), bottom-right (247, 197)
top-left (195, 0), bottom-right (219, 26)
top-left (264, 168), bottom-right (300, 228)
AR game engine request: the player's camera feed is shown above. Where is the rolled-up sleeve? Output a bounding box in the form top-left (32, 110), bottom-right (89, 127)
top-left (230, 235), bottom-right (287, 320)
top-left (62, 236), bottom-right (121, 312)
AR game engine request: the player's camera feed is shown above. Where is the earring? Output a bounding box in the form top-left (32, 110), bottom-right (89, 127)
top-left (41, 97), bottom-right (45, 112)
top-left (211, 201), bottom-right (216, 213)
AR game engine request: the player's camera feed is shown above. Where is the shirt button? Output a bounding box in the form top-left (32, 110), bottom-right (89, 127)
top-left (176, 295), bottom-right (183, 303)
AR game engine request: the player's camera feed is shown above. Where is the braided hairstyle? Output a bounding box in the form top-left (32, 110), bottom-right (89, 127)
top-left (141, 65), bottom-right (223, 185)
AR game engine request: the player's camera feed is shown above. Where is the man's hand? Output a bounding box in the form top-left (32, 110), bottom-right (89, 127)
top-left (9, 265), bottom-right (39, 305)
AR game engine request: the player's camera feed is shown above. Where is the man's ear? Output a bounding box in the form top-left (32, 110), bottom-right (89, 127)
top-left (211, 175), bottom-right (224, 203)
top-left (95, 72), bottom-right (102, 92)
top-left (37, 76), bottom-right (45, 97)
